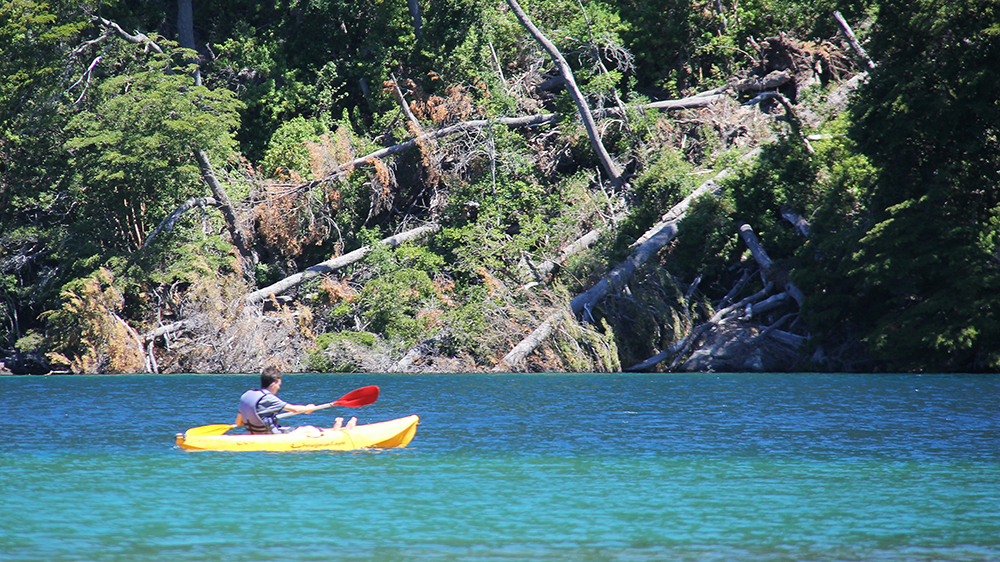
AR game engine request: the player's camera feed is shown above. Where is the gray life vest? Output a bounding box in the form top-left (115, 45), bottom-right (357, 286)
top-left (239, 389), bottom-right (281, 434)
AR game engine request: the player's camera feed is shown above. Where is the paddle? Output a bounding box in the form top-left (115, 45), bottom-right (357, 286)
top-left (184, 423), bottom-right (242, 438)
top-left (182, 385), bottom-right (380, 437)
top-left (276, 385), bottom-right (380, 418)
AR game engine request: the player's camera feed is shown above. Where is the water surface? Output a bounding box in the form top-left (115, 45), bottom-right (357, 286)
top-left (3, 373), bottom-right (998, 561)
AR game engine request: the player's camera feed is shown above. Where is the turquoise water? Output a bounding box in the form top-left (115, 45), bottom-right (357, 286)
top-left (3, 373), bottom-right (999, 561)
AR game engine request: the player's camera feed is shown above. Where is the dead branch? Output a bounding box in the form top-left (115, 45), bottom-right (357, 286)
top-left (142, 318), bottom-right (200, 342)
top-left (747, 291), bottom-right (791, 317)
top-left (526, 229), bottom-right (602, 286)
top-left (781, 207), bottom-right (811, 237)
top-left (194, 150), bottom-right (257, 270)
top-left (93, 16), bottom-right (163, 54)
top-left (767, 329), bottom-right (807, 349)
top-left (493, 311), bottom-right (561, 371)
top-left (593, 91), bottom-right (730, 119)
top-left (717, 267), bottom-right (755, 308)
top-left (140, 197), bottom-right (220, 251)
top-left (738, 223), bottom-right (805, 306)
top-left (245, 223), bottom-right (441, 304)
top-left (834, 11), bottom-right (876, 70)
top-left (506, 0), bottom-right (624, 188)
top-left (390, 74), bottom-right (424, 134)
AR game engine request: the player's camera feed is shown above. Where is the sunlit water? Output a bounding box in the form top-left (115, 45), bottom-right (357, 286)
top-left (3, 373), bottom-right (998, 561)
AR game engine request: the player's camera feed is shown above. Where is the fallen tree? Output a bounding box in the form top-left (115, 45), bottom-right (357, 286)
top-left (142, 223), bottom-right (441, 343)
top-left (506, 0), bottom-right (624, 189)
top-left (573, 147), bottom-right (761, 319)
top-left (625, 282), bottom-right (775, 372)
top-left (496, 145), bottom-right (764, 370)
top-left (493, 311), bottom-right (561, 371)
top-left (246, 223), bottom-right (441, 304)
top-left (625, 222), bottom-right (809, 372)
top-left (524, 229), bottom-right (602, 287)
top-left (738, 222), bottom-right (805, 306)
top-left (287, 91), bottom-right (727, 194)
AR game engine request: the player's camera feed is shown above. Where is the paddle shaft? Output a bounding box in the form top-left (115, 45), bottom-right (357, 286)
top-left (276, 385), bottom-right (379, 419)
top-left (276, 401), bottom-right (336, 419)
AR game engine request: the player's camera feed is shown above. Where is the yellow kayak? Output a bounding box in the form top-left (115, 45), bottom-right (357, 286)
top-left (176, 415), bottom-right (419, 452)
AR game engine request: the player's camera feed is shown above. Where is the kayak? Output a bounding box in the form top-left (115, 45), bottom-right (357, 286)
top-left (176, 415), bottom-right (419, 452)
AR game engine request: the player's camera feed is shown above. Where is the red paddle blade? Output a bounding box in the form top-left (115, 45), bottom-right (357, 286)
top-left (333, 385), bottom-right (380, 407)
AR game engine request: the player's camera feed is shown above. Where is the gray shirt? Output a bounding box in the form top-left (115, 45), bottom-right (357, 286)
top-left (255, 390), bottom-right (287, 417)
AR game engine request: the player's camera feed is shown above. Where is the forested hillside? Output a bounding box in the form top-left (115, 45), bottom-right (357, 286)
top-left (2, 0), bottom-right (998, 374)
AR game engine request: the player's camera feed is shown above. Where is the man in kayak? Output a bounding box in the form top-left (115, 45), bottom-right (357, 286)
top-left (234, 367), bottom-right (317, 434)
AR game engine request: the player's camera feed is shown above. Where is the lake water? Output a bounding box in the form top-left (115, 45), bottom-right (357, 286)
top-left (3, 373), bottom-right (999, 561)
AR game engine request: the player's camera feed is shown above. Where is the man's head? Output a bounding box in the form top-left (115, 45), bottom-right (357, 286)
top-left (261, 366), bottom-right (282, 389)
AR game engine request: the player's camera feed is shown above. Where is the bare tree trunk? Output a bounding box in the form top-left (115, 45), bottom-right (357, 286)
top-left (714, 0), bottom-right (728, 34)
top-left (244, 223), bottom-right (441, 304)
top-left (176, 0), bottom-right (201, 85)
top-left (737, 223), bottom-right (805, 306)
top-left (526, 229), bottom-right (601, 286)
top-left (493, 311), bottom-right (561, 371)
top-left (390, 73), bottom-right (423, 133)
top-left (145, 225), bottom-right (440, 343)
top-left (407, 0), bottom-right (423, 41)
top-left (194, 150), bottom-right (256, 271)
top-left (571, 162), bottom-right (744, 319)
top-left (143, 318), bottom-right (199, 343)
top-left (834, 10), bottom-right (875, 70)
top-left (506, 0), bottom-right (624, 189)
top-left (781, 207), bottom-right (811, 237)
top-left (140, 196), bottom-right (220, 251)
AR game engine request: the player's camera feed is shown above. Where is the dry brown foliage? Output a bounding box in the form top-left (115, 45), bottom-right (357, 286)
top-left (319, 277), bottom-right (358, 303)
top-left (153, 273), bottom-right (317, 374)
top-left (476, 267), bottom-right (505, 298)
top-left (255, 183), bottom-right (329, 259)
top-left (408, 82), bottom-right (478, 126)
top-left (41, 268), bottom-right (146, 373)
top-left (364, 156), bottom-right (396, 223)
top-left (432, 276), bottom-right (456, 307)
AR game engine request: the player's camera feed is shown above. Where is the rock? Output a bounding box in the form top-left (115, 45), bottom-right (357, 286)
top-left (0, 351), bottom-right (51, 375)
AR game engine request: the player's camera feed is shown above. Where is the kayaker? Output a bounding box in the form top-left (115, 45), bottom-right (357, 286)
top-left (234, 367), bottom-right (317, 434)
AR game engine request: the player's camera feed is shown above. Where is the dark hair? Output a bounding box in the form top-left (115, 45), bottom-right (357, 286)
top-left (261, 366), bottom-right (282, 388)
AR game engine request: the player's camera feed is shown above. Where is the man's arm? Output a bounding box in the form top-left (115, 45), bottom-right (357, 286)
top-left (282, 403), bottom-right (317, 414)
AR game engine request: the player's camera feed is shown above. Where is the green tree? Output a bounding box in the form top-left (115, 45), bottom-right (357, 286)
top-left (843, 0), bottom-right (1000, 370)
top-left (64, 45), bottom-right (243, 253)
top-left (1, 1), bottom-right (93, 349)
